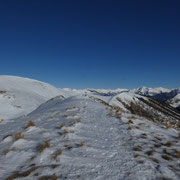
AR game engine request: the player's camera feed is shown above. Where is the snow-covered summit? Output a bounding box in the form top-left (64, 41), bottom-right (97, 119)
top-left (131, 86), bottom-right (170, 96)
top-left (0, 75), bottom-right (64, 120)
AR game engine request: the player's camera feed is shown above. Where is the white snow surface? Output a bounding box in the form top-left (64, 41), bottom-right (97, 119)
top-left (0, 76), bottom-right (180, 179)
top-left (169, 93), bottom-right (180, 108)
top-left (131, 86), bottom-right (170, 96)
top-left (0, 94), bottom-right (180, 179)
top-left (0, 75), bottom-right (65, 120)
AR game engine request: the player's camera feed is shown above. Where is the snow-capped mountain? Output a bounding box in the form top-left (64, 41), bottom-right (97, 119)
top-left (0, 76), bottom-right (180, 179)
top-left (130, 86), bottom-right (171, 96)
top-left (0, 75), bottom-right (65, 121)
top-left (131, 86), bottom-right (180, 110)
top-left (167, 90), bottom-right (180, 109)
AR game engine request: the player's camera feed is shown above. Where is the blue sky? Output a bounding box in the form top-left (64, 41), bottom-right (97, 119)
top-left (0, 0), bottom-right (179, 89)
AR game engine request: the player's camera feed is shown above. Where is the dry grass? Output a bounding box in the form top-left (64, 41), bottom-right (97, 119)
top-left (134, 154), bottom-right (140, 158)
top-left (0, 119), bottom-right (4, 123)
top-left (171, 149), bottom-right (180, 158)
top-left (175, 151), bottom-right (180, 158)
top-left (37, 140), bottom-right (50, 153)
top-left (66, 107), bottom-right (75, 111)
top-left (107, 110), bottom-right (114, 116)
top-left (145, 149), bottom-right (154, 156)
top-left (2, 148), bottom-right (11, 155)
top-left (118, 98), bottom-right (154, 120)
top-left (126, 119), bottom-right (134, 124)
top-left (39, 175), bottom-right (58, 180)
top-left (161, 154), bottom-right (173, 161)
top-left (151, 157), bottom-right (159, 163)
top-left (133, 146), bottom-right (142, 151)
top-left (154, 143), bottom-right (161, 148)
top-left (114, 112), bottom-right (122, 119)
top-left (64, 144), bottom-right (73, 150)
top-left (78, 141), bottom-right (84, 147)
top-left (25, 121), bottom-right (35, 129)
top-left (5, 167), bottom-right (37, 180)
top-left (68, 121), bottom-right (76, 126)
top-left (76, 119), bottom-right (81, 123)
top-left (140, 133), bottom-right (147, 139)
top-left (68, 119), bottom-right (81, 126)
top-left (164, 141), bottom-right (173, 147)
top-left (127, 126), bottom-right (132, 130)
top-left (55, 112), bottom-right (62, 115)
top-left (128, 116), bottom-right (136, 120)
top-left (62, 129), bottom-right (68, 134)
top-left (135, 126), bottom-right (140, 129)
top-left (58, 123), bottom-right (65, 129)
top-left (13, 132), bottom-right (24, 141)
top-left (0, 90), bottom-right (6, 94)
top-left (52, 149), bottom-right (62, 160)
top-left (154, 136), bottom-right (162, 141)
top-left (165, 124), bottom-right (173, 129)
top-left (137, 160), bottom-right (144, 164)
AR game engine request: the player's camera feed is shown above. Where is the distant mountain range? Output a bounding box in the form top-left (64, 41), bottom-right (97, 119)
top-left (0, 75), bottom-right (179, 121)
top-left (87, 86), bottom-right (180, 110)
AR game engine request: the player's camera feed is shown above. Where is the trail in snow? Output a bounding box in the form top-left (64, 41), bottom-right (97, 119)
top-left (0, 96), bottom-right (160, 180)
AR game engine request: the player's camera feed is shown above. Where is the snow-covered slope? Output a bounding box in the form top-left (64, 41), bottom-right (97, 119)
top-left (0, 75), bottom-right (65, 121)
top-left (131, 87), bottom-right (180, 109)
top-left (168, 93), bottom-right (180, 109)
top-left (131, 86), bottom-right (170, 96)
top-left (0, 76), bottom-right (180, 179)
top-left (1, 94), bottom-right (180, 179)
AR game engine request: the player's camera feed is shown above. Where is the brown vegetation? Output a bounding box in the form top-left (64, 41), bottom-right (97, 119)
top-left (62, 129), bottom-right (68, 134)
top-left (2, 148), bottom-right (11, 155)
top-left (52, 149), bottom-right (62, 160)
top-left (0, 90), bottom-right (6, 94)
top-left (37, 140), bottom-right (50, 153)
top-left (5, 167), bottom-right (37, 180)
top-left (13, 132), bottom-right (24, 141)
top-left (161, 154), bottom-right (172, 161)
top-left (58, 123), bottom-right (65, 129)
top-left (64, 144), bottom-right (73, 150)
top-left (133, 146), bottom-right (142, 151)
top-left (38, 175), bottom-right (58, 180)
top-left (25, 121), bottom-right (35, 129)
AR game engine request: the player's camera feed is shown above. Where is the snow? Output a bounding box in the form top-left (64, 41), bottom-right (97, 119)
top-left (0, 76), bottom-right (180, 179)
top-left (0, 96), bottom-right (155, 179)
top-left (169, 93), bottom-right (180, 108)
top-left (131, 86), bottom-right (171, 96)
top-left (0, 75), bottom-right (65, 120)
top-left (0, 94), bottom-right (180, 179)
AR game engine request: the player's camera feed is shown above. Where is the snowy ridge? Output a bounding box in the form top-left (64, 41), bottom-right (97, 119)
top-left (1, 93), bottom-right (180, 179)
top-left (0, 75), bottom-right (64, 121)
top-left (131, 86), bottom-right (170, 96)
top-left (0, 76), bottom-right (180, 179)
top-left (131, 86), bottom-right (180, 109)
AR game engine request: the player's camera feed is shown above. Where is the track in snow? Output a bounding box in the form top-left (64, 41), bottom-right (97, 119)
top-left (0, 96), bottom-right (159, 179)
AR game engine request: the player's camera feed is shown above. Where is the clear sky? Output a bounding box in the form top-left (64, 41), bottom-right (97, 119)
top-left (0, 0), bottom-right (179, 89)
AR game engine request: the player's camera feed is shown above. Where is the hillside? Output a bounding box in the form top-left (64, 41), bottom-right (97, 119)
top-left (0, 76), bottom-right (65, 121)
top-left (0, 77), bottom-right (180, 179)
